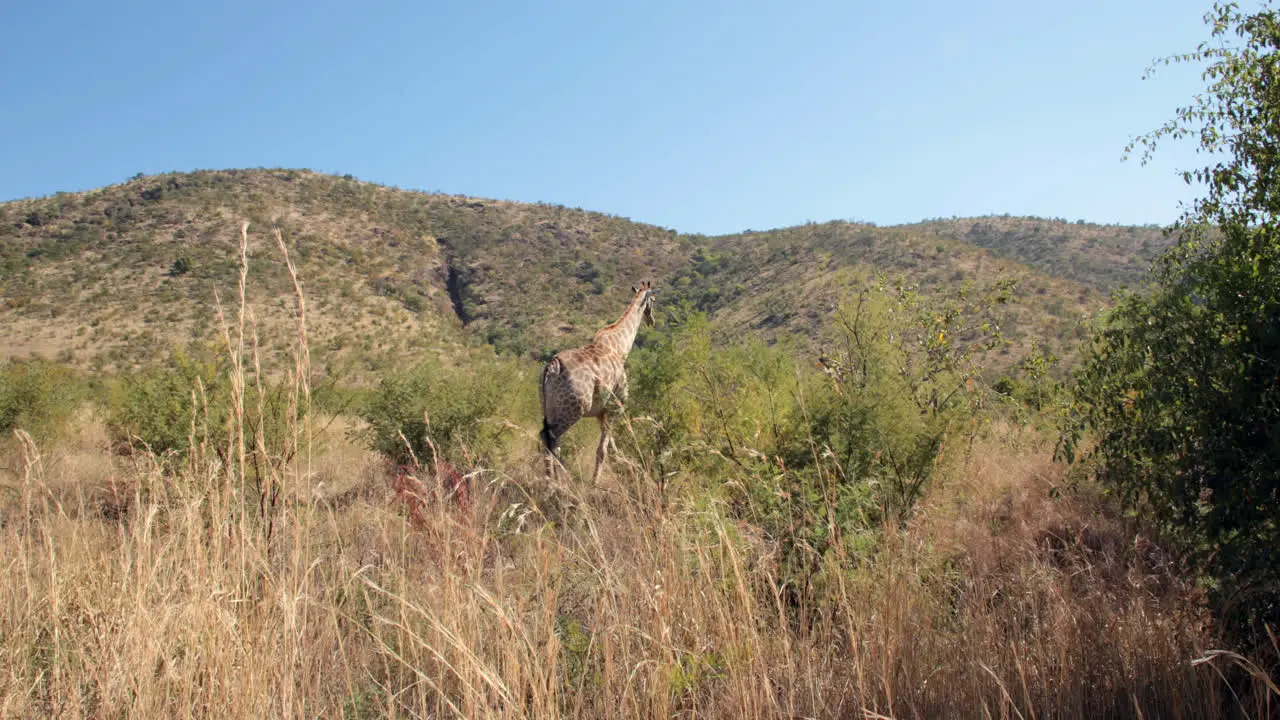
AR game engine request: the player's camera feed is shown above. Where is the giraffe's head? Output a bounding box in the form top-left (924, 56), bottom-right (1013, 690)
top-left (633, 281), bottom-right (657, 327)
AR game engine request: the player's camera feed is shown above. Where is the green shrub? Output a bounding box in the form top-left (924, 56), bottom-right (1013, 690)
top-left (107, 344), bottom-right (306, 473)
top-left (798, 277), bottom-right (1012, 525)
top-left (625, 312), bottom-right (878, 591)
top-left (626, 313), bottom-right (725, 479)
top-left (359, 355), bottom-right (523, 465)
top-left (634, 276), bottom-right (1011, 599)
top-left (0, 359), bottom-right (83, 440)
top-left (108, 347), bottom-right (230, 458)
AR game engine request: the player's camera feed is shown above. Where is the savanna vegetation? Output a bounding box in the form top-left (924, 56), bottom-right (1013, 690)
top-left (2, 2), bottom-right (1279, 718)
top-left (0, 219), bottom-right (1272, 717)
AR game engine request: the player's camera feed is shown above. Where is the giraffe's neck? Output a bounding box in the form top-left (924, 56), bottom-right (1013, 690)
top-left (593, 293), bottom-right (646, 358)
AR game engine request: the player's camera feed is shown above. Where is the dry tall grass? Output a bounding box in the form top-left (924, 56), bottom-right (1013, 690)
top-left (0, 225), bottom-right (1274, 719)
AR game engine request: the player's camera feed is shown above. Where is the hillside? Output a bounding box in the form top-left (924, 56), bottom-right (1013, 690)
top-left (0, 169), bottom-right (1165, 378)
top-left (0, 169), bottom-right (689, 380)
top-left (908, 215), bottom-right (1175, 292)
top-left (666, 221), bottom-right (1112, 367)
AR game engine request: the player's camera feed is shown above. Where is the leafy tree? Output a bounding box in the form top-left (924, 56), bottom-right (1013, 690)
top-left (808, 275), bottom-right (1012, 527)
top-left (1062, 0), bottom-right (1280, 652)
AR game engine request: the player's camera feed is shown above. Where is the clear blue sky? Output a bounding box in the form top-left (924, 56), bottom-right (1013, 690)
top-left (1, 0), bottom-right (1215, 235)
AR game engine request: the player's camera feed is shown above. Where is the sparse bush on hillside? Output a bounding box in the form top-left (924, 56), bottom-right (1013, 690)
top-left (994, 342), bottom-right (1063, 418)
top-left (0, 165), bottom-right (1120, 377)
top-left (169, 256), bottom-right (191, 276)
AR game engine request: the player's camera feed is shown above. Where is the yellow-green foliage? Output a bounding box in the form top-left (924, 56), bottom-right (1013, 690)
top-left (106, 345), bottom-right (230, 458)
top-left (105, 344), bottom-right (310, 482)
top-left (0, 358), bottom-right (84, 441)
top-left (620, 277), bottom-right (1019, 598)
top-left (799, 277), bottom-right (1015, 520)
top-left (358, 351), bottom-right (534, 467)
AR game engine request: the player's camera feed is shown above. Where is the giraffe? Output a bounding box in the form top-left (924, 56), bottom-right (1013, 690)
top-left (540, 281), bottom-right (657, 483)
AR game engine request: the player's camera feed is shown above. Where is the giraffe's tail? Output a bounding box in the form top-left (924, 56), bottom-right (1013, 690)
top-left (539, 357), bottom-right (562, 454)
top-left (539, 421), bottom-right (556, 454)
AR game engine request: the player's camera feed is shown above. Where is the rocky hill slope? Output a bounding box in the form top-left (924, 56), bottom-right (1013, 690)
top-left (0, 169), bottom-right (1172, 380)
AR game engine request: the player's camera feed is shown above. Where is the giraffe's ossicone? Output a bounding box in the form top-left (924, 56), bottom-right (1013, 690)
top-left (540, 281), bottom-right (656, 483)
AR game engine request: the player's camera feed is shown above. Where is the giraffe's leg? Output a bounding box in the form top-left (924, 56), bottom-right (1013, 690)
top-left (545, 448), bottom-right (558, 480)
top-left (592, 415), bottom-right (611, 485)
top-left (542, 420), bottom-right (567, 480)
top-left (606, 384), bottom-right (625, 458)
